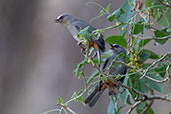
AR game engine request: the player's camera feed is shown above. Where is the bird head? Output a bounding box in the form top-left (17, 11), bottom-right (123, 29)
top-left (55, 13), bottom-right (75, 25)
top-left (110, 44), bottom-right (126, 56)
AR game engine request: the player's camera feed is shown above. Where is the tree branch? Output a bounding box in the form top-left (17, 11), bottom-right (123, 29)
top-left (58, 104), bottom-right (77, 114)
top-left (141, 89), bottom-right (154, 114)
top-left (166, 64), bottom-right (171, 82)
top-left (158, 0), bottom-right (171, 8)
top-left (133, 35), bottom-right (171, 40)
top-left (119, 83), bottom-right (171, 102)
top-left (140, 52), bottom-right (171, 79)
top-left (126, 101), bottom-right (142, 114)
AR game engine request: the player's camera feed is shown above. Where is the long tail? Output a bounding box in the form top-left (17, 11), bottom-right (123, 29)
top-left (93, 42), bottom-right (102, 68)
top-left (85, 84), bottom-right (105, 107)
top-left (97, 49), bottom-right (101, 68)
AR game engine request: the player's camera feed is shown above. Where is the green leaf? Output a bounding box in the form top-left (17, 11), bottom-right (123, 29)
top-left (71, 92), bottom-right (77, 99)
top-left (129, 73), bottom-right (150, 94)
top-left (108, 97), bottom-right (123, 114)
top-left (57, 97), bottom-right (63, 104)
top-left (143, 70), bottom-right (164, 93)
top-left (105, 35), bottom-right (127, 47)
top-left (139, 39), bottom-right (151, 47)
top-left (119, 73), bottom-right (130, 104)
top-left (155, 64), bottom-right (167, 78)
top-left (106, 3), bottom-right (111, 13)
top-left (86, 71), bottom-right (99, 84)
top-left (154, 28), bottom-right (171, 45)
top-left (108, 100), bottom-right (117, 114)
top-left (78, 26), bottom-right (90, 41)
top-left (120, 89), bottom-right (129, 104)
top-left (73, 59), bottom-right (88, 77)
top-left (158, 9), bottom-right (171, 29)
top-left (145, 0), bottom-right (152, 8)
top-left (143, 49), bottom-right (159, 59)
top-left (76, 96), bottom-right (86, 106)
top-left (133, 23), bottom-right (145, 35)
top-left (134, 39), bottom-right (142, 52)
top-left (100, 10), bottom-right (104, 15)
top-left (136, 106), bottom-right (154, 114)
top-left (139, 51), bottom-right (151, 62)
top-left (146, 107), bottom-right (155, 114)
top-left (118, 0), bottom-right (134, 35)
top-left (118, 0), bottom-right (134, 23)
top-left (107, 8), bottom-right (124, 22)
top-left (137, 102), bottom-right (146, 110)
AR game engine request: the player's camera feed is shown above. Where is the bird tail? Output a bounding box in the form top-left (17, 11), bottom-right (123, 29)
top-left (85, 84), bottom-right (105, 107)
top-left (93, 41), bottom-right (103, 68)
top-left (97, 49), bottom-right (101, 68)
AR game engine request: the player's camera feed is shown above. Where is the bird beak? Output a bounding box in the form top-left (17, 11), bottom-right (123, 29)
top-left (54, 18), bottom-right (60, 23)
top-left (109, 44), bottom-right (114, 50)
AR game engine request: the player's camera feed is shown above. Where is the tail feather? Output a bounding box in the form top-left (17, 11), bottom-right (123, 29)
top-left (97, 50), bottom-right (101, 68)
top-left (87, 90), bottom-right (104, 107)
top-left (85, 85), bottom-right (105, 108)
top-left (85, 85), bottom-right (99, 104)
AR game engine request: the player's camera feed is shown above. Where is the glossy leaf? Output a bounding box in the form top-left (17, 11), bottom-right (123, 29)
top-left (105, 35), bottom-right (127, 47)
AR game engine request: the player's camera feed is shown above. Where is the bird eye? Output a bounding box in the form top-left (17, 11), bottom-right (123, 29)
top-left (58, 16), bottom-right (64, 20)
top-left (113, 45), bottom-right (120, 48)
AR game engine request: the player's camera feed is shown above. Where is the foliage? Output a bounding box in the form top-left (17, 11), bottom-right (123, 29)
top-left (45, 0), bottom-right (171, 114)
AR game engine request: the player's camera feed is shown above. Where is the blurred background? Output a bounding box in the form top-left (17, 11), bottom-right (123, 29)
top-left (0, 0), bottom-right (171, 114)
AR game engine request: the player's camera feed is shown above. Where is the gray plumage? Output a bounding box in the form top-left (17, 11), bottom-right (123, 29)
top-left (55, 13), bottom-right (105, 66)
top-left (85, 44), bottom-right (127, 107)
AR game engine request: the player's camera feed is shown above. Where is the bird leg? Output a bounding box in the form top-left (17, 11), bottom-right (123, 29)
top-left (77, 42), bottom-right (86, 55)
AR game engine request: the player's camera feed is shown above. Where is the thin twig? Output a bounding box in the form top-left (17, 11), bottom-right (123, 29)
top-left (140, 52), bottom-right (171, 79)
top-left (126, 101), bottom-right (142, 114)
top-left (133, 35), bottom-right (171, 40)
top-left (120, 84), bottom-right (147, 97)
top-left (119, 83), bottom-right (171, 102)
top-left (158, 0), bottom-right (171, 8)
top-left (89, 57), bottom-right (102, 75)
top-left (141, 89), bottom-right (154, 114)
top-left (99, 23), bottom-right (122, 32)
top-left (144, 75), bottom-right (168, 83)
top-left (57, 104), bottom-right (77, 114)
top-left (166, 64), bottom-right (171, 82)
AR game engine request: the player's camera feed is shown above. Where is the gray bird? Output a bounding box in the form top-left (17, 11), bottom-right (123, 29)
top-left (84, 44), bottom-right (127, 107)
top-left (55, 13), bottom-right (105, 67)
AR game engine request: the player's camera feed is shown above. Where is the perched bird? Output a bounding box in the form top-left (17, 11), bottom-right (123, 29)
top-left (55, 13), bottom-right (105, 67)
top-left (84, 44), bottom-right (127, 107)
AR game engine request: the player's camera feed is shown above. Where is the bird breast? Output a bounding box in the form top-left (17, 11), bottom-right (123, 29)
top-left (67, 24), bottom-right (81, 42)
